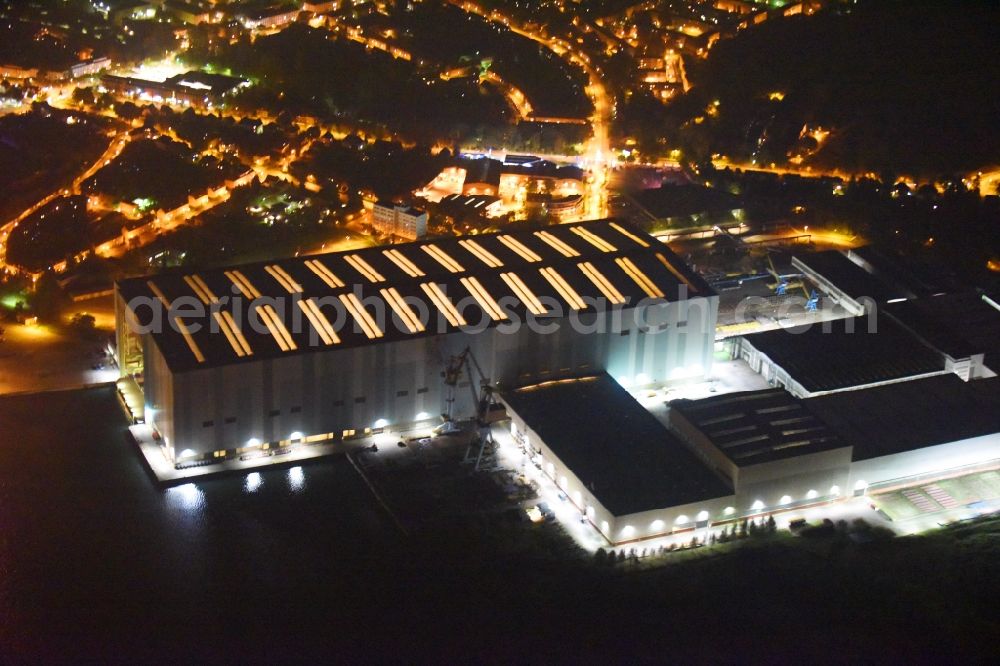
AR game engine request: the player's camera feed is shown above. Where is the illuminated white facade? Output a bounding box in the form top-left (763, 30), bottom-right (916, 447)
top-left (372, 203), bottom-right (428, 240)
top-left (116, 221), bottom-right (718, 467)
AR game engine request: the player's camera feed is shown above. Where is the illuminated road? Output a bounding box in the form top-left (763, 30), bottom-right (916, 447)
top-left (711, 157), bottom-right (857, 181)
top-left (451, 1), bottom-right (612, 219)
top-left (0, 128), bottom-right (134, 274)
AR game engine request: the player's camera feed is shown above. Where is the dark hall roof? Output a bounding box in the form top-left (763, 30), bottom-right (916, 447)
top-left (793, 250), bottom-right (907, 304)
top-left (501, 374), bottom-right (732, 515)
top-left (740, 315), bottom-right (944, 394)
top-left (117, 220), bottom-right (712, 373)
top-left (885, 292), bottom-right (1000, 366)
top-left (806, 375), bottom-right (1000, 460)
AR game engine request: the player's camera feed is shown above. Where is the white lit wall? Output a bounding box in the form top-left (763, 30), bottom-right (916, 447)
top-left (137, 293), bottom-right (719, 459)
top-left (849, 433), bottom-right (1000, 493)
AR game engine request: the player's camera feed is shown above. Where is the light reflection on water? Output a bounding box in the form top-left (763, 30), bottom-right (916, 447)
top-left (289, 466), bottom-right (305, 492)
top-left (166, 483), bottom-right (205, 512)
top-left (245, 472), bottom-right (263, 493)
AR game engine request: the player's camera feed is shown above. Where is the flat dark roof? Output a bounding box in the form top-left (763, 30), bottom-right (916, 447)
top-left (794, 250), bottom-right (907, 304)
top-left (847, 246), bottom-right (959, 299)
top-left (741, 315), bottom-right (944, 394)
top-left (117, 220), bottom-right (712, 373)
top-left (806, 375), bottom-right (1000, 460)
top-left (670, 388), bottom-right (846, 465)
top-left (632, 184), bottom-right (741, 219)
top-left (885, 292), bottom-right (1000, 365)
top-left (501, 374), bottom-right (731, 515)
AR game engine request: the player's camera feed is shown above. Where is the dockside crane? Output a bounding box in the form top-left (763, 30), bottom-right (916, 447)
top-left (439, 346), bottom-right (504, 470)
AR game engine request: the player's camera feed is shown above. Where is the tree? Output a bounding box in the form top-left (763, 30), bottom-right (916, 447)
top-left (116, 102), bottom-right (142, 122)
top-left (70, 313), bottom-right (97, 339)
top-left (739, 519), bottom-right (749, 538)
top-left (594, 548), bottom-right (607, 566)
top-left (766, 515), bottom-right (777, 533)
top-left (31, 272), bottom-right (65, 323)
top-left (72, 86), bottom-right (96, 107)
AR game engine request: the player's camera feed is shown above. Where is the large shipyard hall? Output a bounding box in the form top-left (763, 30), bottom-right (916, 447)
top-left (115, 219), bottom-right (718, 471)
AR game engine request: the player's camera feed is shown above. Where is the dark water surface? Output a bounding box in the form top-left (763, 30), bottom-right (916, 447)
top-left (0, 387), bottom-right (410, 660)
top-left (3, 388), bottom-right (997, 662)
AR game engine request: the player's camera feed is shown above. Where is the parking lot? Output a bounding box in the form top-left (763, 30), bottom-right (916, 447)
top-left (872, 468), bottom-right (1000, 527)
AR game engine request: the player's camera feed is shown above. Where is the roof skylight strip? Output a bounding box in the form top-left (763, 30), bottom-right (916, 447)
top-left (221, 310), bottom-right (253, 355)
top-left (256, 305), bottom-right (297, 351)
top-left (265, 265), bottom-right (302, 294)
top-left (461, 276), bottom-right (508, 321)
top-left (184, 275), bottom-right (213, 305)
top-left (303, 299), bottom-right (341, 344)
top-left (570, 226), bottom-right (617, 252)
top-left (609, 222), bottom-right (651, 247)
top-left (381, 287), bottom-right (425, 334)
top-left (213, 312), bottom-right (248, 357)
top-left (616, 257), bottom-right (665, 299)
top-left (147, 280), bottom-right (205, 363)
top-left (421, 245), bottom-right (465, 273)
top-left (225, 270), bottom-right (262, 299)
top-left (501, 272), bottom-right (547, 315)
top-left (534, 230), bottom-right (580, 258)
top-left (270, 265), bottom-right (304, 292)
top-left (578, 262), bottom-right (626, 305)
top-left (192, 275), bottom-right (220, 303)
top-left (297, 300), bottom-right (336, 346)
top-left (420, 282), bottom-right (467, 327)
top-left (344, 254), bottom-right (385, 283)
top-left (304, 259), bottom-right (346, 288)
top-left (539, 267), bottom-right (586, 310)
top-left (497, 235), bottom-right (542, 262)
top-left (459, 239), bottom-right (503, 268)
top-left (384, 249), bottom-right (425, 278)
top-left (339, 293), bottom-right (384, 339)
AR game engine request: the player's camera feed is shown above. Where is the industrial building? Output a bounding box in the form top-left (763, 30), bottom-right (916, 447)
top-left (494, 241), bottom-right (1000, 545)
top-left (501, 370), bottom-right (1000, 546)
top-left (100, 70), bottom-right (250, 106)
top-left (501, 374), bottom-right (735, 544)
top-left (116, 220), bottom-right (718, 467)
top-left (883, 292), bottom-right (1000, 381)
top-left (668, 388), bottom-right (852, 512)
top-left (730, 314), bottom-right (948, 398)
top-left (501, 371), bottom-right (1000, 545)
top-left (116, 225), bottom-right (1000, 542)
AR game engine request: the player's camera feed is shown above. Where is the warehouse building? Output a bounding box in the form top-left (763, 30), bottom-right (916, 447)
top-left (503, 371), bottom-right (1000, 546)
top-left (806, 374), bottom-right (1000, 494)
top-left (730, 314), bottom-right (947, 398)
top-left (116, 220), bottom-right (718, 467)
top-left (661, 375), bottom-right (1000, 539)
top-left (501, 373), bottom-right (735, 544)
top-left (882, 292), bottom-right (1000, 380)
top-left (792, 246), bottom-right (962, 316)
top-left (669, 389), bottom-right (853, 510)
top-left (791, 245), bottom-right (999, 381)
